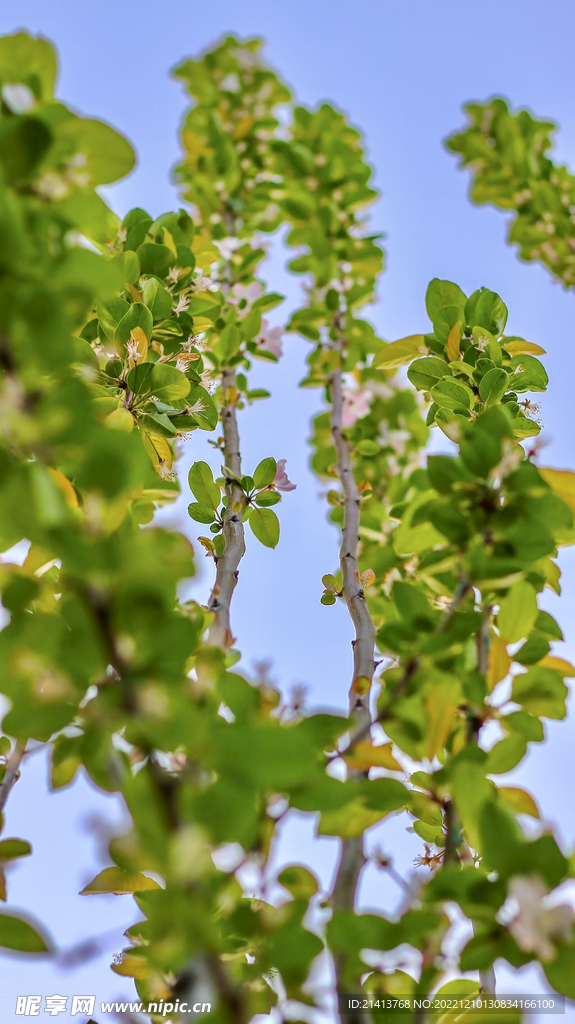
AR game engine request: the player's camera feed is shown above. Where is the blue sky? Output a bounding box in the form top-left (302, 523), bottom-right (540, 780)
top-left (1, 0), bottom-right (575, 1019)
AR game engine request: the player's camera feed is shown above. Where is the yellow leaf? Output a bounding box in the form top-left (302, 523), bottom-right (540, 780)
top-left (80, 867), bottom-right (161, 895)
top-left (126, 283), bottom-right (142, 303)
top-left (423, 687), bottom-right (457, 759)
top-left (446, 320), bottom-right (461, 362)
top-left (47, 468), bottom-right (78, 509)
top-left (502, 338), bottom-right (546, 356)
top-left (232, 116), bottom-right (254, 139)
top-left (190, 317), bottom-right (214, 331)
top-left (345, 741), bottom-right (402, 771)
top-left (105, 407), bottom-right (134, 433)
top-left (162, 227), bottom-right (178, 258)
top-left (373, 335), bottom-right (426, 369)
top-left (360, 568), bottom-right (376, 587)
top-left (141, 432), bottom-right (172, 472)
top-left (112, 953), bottom-right (151, 979)
top-left (182, 128), bottom-right (207, 164)
top-left (539, 467), bottom-right (575, 513)
top-left (499, 786), bottom-right (540, 818)
top-left (538, 655), bottom-right (575, 677)
top-left (488, 630), bottom-right (510, 689)
top-left (319, 797), bottom-right (393, 838)
top-left (192, 235), bottom-right (219, 268)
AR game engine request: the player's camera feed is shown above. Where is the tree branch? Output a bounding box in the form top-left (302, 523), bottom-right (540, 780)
top-left (328, 351), bottom-right (377, 1015)
top-left (207, 367), bottom-right (246, 648)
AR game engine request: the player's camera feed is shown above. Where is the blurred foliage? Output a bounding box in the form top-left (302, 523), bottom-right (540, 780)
top-left (0, 29), bottom-right (573, 1024)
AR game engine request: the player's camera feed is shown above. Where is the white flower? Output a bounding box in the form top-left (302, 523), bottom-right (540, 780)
top-left (200, 371), bottom-right (216, 394)
top-left (34, 170), bottom-right (69, 201)
top-left (181, 335), bottom-right (199, 353)
top-left (274, 459), bottom-right (296, 492)
top-left (2, 83), bottom-right (35, 113)
top-left (228, 281), bottom-right (263, 315)
top-left (187, 398), bottom-right (207, 418)
top-left (66, 152), bottom-right (90, 187)
top-left (382, 567), bottom-right (402, 596)
top-left (175, 357), bottom-right (189, 372)
top-left (256, 319), bottom-right (283, 357)
top-left (342, 387), bottom-right (371, 427)
top-left (505, 876), bottom-right (574, 961)
top-left (174, 295), bottom-right (190, 314)
top-left (221, 73), bottom-right (240, 92)
top-left (168, 266), bottom-right (183, 284)
top-left (214, 237), bottom-right (242, 260)
top-left (126, 339), bottom-right (141, 363)
top-left (195, 274), bottom-right (219, 292)
top-left (157, 461), bottom-right (175, 481)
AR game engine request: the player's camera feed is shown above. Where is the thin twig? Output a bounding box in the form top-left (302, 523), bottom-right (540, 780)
top-left (0, 742), bottom-right (25, 814)
top-left (327, 335), bottom-right (377, 1016)
top-left (207, 367), bottom-right (246, 648)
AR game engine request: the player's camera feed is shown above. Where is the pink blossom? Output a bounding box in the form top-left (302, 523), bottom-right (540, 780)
top-left (228, 281), bottom-right (263, 316)
top-left (256, 319), bottom-right (283, 358)
top-left (274, 459), bottom-right (296, 492)
top-left (342, 388), bottom-right (371, 427)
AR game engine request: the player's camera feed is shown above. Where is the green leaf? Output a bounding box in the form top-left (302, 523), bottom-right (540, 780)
top-left (255, 491), bottom-right (280, 507)
top-left (433, 305), bottom-right (466, 344)
top-left (249, 507), bottom-right (280, 548)
top-left (321, 591), bottom-right (336, 606)
top-left (96, 297), bottom-right (130, 341)
top-left (407, 357), bottom-right (450, 390)
top-left (252, 292), bottom-right (284, 312)
top-left (511, 667), bottom-right (568, 720)
top-left (0, 913), bottom-right (49, 953)
top-left (143, 278), bottom-right (173, 320)
top-left (0, 32), bottom-right (57, 99)
top-left (253, 457), bottom-right (277, 489)
top-left (356, 439), bottom-right (380, 456)
top-left (114, 302), bottom-right (153, 345)
top-left (137, 412), bottom-right (177, 438)
top-left (188, 462), bottom-right (221, 510)
top-left (544, 944), bottom-right (575, 999)
top-left (218, 323), bottom-right (242, 362)
top-left (136, 243), bottom-right (175, 278)
top-left (373, 335), bottom-right (426, 369)
top-left (147, 364), bottom-right (190, 402)
top-left (278, 865), bottom-right (318, 900)
top-left (59, 117), bottom-right (135, 185)
top-left (497, 580), bottom-right (538, 642)
top-left (241, 307), bottom-right (262, 341)
top-left (485, 735), bottom-right (528, 774)
top-left (322, 574), bottom-right (339, 591)
top-left (430, 377), bottom-right (473, 410)
top-left (479, 367), bottom-right (509, 405)
top-left (473, 289), bottom-right (508, 335)
top-left (80, 867), bottom-right (160, 895)
top-left (187, 503), bottom-right (216, 524)
top-left (0, 117), bottom-right (51, 185)
top-left (425, 279), bottom-right (467, 321)
top-left (0, 839), bottom-right (31, 861)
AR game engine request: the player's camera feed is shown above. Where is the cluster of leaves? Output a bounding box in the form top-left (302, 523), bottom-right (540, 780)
top-left (188, 457), bottom-right (284, 551)
top-left (448, 98), bottom-right (575, 287)
top-left (379, 279), bottom-right (547, 443)
top-left (276, 87), bottom-right (575, 1004)
top-left (173, 34), bottom-right (291, 236)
